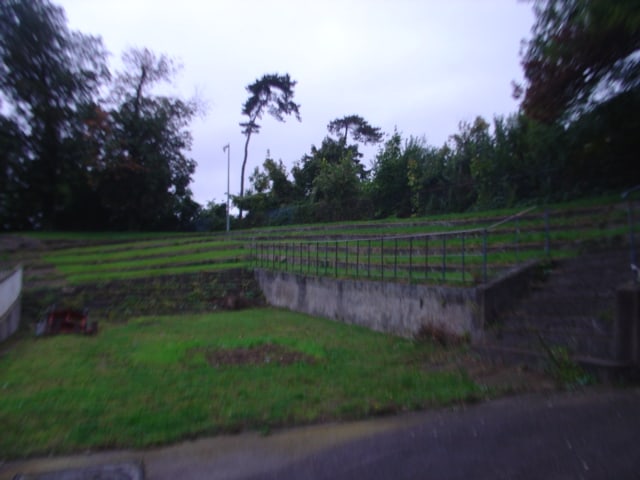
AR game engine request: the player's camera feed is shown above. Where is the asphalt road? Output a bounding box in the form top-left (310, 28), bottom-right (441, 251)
top-left (249, 388), bottom-right (640, 480)
top-left (3, 388), bottom-right (640, 480)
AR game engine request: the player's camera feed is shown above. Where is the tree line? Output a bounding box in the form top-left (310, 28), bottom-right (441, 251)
top-left (0, 0), bottom-right (200, 230)
top-left (226, 0), bottom-right (638, 227)
top-left (231, 104), bottom-right (636, 228)
top-left (2, 0), bottom-right (638, 231)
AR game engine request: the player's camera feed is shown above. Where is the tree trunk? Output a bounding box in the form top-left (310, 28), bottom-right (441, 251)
top-left (239, 130), bottom-right (252, 220)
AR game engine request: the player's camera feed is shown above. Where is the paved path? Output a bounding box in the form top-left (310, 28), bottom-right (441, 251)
top-left (2, 388), bottom-right (640, 480)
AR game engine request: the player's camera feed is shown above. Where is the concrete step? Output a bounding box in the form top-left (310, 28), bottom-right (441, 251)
top-left (506, 297), bottom-right (615, 318)
top-left (494, 314), bottom-right (612, 333)
top-left (482, 248), bottom-right (631, 364)
top-left (473, 344), bottom-right (633, 383)
top-left (487, 303), bottom-right (615, 351)
top-left (487, 324), bottom-right (613, 357)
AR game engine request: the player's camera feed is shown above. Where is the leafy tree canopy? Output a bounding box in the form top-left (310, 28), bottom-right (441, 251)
top-left (327, 114), bottom-right (383, 145)
top-left (0, 0), bottom-right (109, 229)
top-left (292, 136), bottom-right (363, 199)
top-left (0, 1), bottom-right (201, 231)
top-left (517, 0), bottom-right (640, 122)
top-left (98, 48), bottom-right (200, 230)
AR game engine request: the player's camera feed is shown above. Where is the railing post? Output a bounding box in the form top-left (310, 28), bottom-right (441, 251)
top-left (345, 240), bottom-right (349, 277)
top-left (325, 243), bottom-right (329, 275)
top-left (335, 241), bottom-right (338, 277)
top-left (394, 238), bottom-right (398, 280)
top-left (381, 237), bottom-right (384, 281)
top-left (409, 237), bottom-right (413, 283)
top-left (356, 240), bottom-right (360, 279)
top-left (425, 236), bottom-right (429, 281)
top-left (482, 229), bottom-right (488, 283)
top-left (544, 209), bottom-right (550, 257)
top-left (461, 233), bottom-right (465, 284)
top-left (368, 239), bottom-right (371, 278)
top-left (284, 243), bottom-right (288, 272)
top-left (316, 242), bottom-right (319, 276)
top-left (515, 218), bottom-right (520, 263)
top-left (442, 236), bottom-right (446, 283)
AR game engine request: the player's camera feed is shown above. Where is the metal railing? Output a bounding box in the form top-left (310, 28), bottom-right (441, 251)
top-left (251, 207), bottom-right (540, 286)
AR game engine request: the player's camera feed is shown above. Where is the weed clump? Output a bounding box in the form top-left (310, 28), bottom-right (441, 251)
top-left (414, 324), bottom-right (467, 347)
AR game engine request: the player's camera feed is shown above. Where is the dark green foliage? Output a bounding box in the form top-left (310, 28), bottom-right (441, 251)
top-left (194, 201), bottom-right (227, 231)
top-left (327, 114), bottom-right (384, 145)
top-left (234, 154), bottom-right (299, 227)
top-left (0, 1), bottom-right (200, 231)
top-left (0, 0), bottom-right (109, 230)
top-left (517, 0), bottom-right (640, 122)
top-left (311, 154), bottom-right (364, 222)
top-left (370, 131), bottom-right (412, 217)
top-left (293, 136), bottom-right (364, 197)
top-left (0, 115), bottom-right (27, 230)
top-left (562, 89), bottom-right (640, 194)
top-left (96, 48), bottom-right (199, 230)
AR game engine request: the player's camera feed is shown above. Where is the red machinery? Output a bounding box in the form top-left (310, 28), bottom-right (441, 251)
top-left (43, 307), bottom-right (98, 335)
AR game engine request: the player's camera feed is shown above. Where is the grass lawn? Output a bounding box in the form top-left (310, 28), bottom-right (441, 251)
top-left (0, 308), bottom-right (478, 459)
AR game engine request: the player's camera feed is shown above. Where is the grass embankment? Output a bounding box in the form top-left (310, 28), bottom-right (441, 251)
top-left (0, 308), bottom-right (476, 459)
top-left (29, 235), bottom-right (249, 284)
top-left (26, 195), bottom-right (631, 287)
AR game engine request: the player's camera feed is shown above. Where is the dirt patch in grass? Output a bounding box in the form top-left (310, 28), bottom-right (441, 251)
top-left (205, 343), bottom-right (316, 367)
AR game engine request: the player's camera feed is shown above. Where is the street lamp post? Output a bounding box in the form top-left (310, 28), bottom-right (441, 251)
top-left (223, 144), bottom-right (230, 233)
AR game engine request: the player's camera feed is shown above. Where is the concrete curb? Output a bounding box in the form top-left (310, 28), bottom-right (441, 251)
top-left (12, 461), bottom-right (144, 480)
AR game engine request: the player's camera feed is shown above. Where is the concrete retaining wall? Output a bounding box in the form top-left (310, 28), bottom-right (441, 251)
top-left (255, 269), bottom-right (484, 341)
top-left (0, 265), bottom-right (22, 343)
top-left (255, 261), bottom-right (542, 343)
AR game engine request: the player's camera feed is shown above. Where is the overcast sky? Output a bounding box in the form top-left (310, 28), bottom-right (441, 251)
top-left (57, 0), bottom-right (535, 206)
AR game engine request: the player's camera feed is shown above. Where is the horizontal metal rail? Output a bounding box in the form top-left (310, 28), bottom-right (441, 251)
top-left (251, 207), bottom-right (541, 285)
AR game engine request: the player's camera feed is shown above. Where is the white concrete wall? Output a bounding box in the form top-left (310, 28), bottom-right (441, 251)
top-left (0, 266), bottom-right (22, 342)
top-left (0, 266), bottom-right (22, 316)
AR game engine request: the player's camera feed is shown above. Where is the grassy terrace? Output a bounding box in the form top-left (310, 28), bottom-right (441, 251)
top-left (250, 199), bottom-right (633, 285)
top-left (16, 194), bottom-right (633, 287)
top-left (21, 234), bottom-right (249, 285)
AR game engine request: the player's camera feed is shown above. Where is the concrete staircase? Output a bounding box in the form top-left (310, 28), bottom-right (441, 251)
top-left (476, 248), bottom-right (633, 377)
